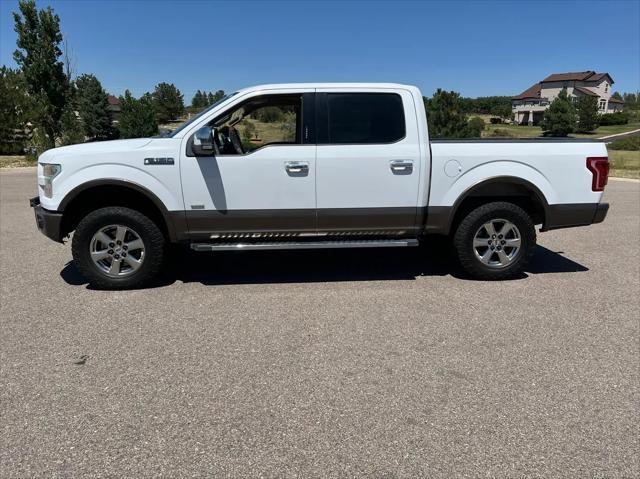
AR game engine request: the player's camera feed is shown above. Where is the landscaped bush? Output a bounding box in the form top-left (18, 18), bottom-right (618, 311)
top-left (626, 109), bottom-right (640, 122)
top-left (599, 112), bottom-right (629, 126)
top-left (468, 116), bottom-right (485, 133)
top-left (608, 136), bottom-right (640, 151)
top-left (489, 117), bottom-right (502, 124)
top-left (488, 128), bottom-right (516, 138)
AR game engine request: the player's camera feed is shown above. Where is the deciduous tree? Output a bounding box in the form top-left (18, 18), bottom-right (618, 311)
top-left (13, 0), bottom-right (67, 148)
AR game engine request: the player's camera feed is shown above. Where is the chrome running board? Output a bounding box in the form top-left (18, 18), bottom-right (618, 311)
top-left (190, 238), bottom-right (419, 252)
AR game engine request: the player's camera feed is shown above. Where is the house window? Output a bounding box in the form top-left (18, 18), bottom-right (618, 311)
top-left (604, 83), bottom-right (608, 93)
top-left (599, 99), bottom-right (606, 111)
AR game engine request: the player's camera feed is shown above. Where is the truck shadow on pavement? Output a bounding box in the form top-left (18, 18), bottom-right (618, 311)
top-left (60, 240), bottom-right (589, 289)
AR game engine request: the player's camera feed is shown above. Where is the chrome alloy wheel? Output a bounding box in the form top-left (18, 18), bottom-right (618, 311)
top-left (89, 224), bottom-right (145, 277)
top-left (473, 218), bottom-right (521, 268)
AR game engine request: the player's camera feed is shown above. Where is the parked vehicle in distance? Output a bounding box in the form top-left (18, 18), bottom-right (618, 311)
top-left (31, 83), bottom-right (610, 288)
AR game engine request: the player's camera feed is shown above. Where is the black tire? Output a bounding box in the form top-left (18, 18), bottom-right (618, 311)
top-left (453, 201), bottom-right (536, 280)
top-left (72, 207), bottom-right (165, 289)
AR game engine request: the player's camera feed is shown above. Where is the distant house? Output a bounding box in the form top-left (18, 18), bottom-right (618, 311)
top-left (512, 71), bottom-right (624, 125)
top-left (107, 95), bottom-right (121, 123)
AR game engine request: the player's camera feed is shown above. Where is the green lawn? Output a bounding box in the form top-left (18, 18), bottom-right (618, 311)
top-left (482, 121), bottom-right (640, 139)
top-left (609, 150), bottom-right (640, 179)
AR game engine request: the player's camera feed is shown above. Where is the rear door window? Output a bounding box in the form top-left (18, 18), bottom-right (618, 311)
top-left (325, 93), bottom-right (405, 144)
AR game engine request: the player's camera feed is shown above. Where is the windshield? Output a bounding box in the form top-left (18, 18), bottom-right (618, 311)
top-left (168, 92), bottom-right (237, 138)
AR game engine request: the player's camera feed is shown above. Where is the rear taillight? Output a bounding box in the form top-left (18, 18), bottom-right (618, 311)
top-left (586, 157), bottom-right (609, 192)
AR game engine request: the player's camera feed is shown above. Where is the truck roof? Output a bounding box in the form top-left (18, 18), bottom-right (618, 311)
top-left (235, 82), bottom-right (419, 93)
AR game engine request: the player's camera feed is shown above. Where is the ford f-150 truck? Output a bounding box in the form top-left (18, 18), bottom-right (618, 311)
top-left (31, 83), bottom-right (609, 288)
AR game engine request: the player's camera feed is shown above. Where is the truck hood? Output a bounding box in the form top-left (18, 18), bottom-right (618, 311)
top-left (39, 138), bottom-right (154, 162)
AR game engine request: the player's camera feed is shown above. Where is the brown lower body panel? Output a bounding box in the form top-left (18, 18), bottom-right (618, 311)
top-left (177, 207), bottom-right (419, 241)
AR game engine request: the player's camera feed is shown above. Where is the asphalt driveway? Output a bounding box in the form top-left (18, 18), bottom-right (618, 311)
top-left (1, 168), bottom-right (638, 478)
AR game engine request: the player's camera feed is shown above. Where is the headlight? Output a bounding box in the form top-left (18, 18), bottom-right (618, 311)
top-left (39, 163), bottom-right (61, 198)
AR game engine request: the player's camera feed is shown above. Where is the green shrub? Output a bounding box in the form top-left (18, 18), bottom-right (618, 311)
top-left (626, 109), bottom-right (640, 122)
top-left (608, 136), bottom-right (640, 151)
top-left (468, 116), bottom-right (485, 134)
top-left (599, 112), bottom-right (629, 126)
top-left (488, 128), bottom-right (516, 138)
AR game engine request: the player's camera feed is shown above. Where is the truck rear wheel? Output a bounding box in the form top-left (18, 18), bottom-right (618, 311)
top-left (72, 207), bottom-right (165, 289)
top-left (453, 201), bottom-right (536, 280)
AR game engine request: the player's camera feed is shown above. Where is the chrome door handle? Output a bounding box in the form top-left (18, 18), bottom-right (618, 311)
top-left (390, 160), bottom-right (413, 174)
top-left (285, 161), bottom-right (309, 175)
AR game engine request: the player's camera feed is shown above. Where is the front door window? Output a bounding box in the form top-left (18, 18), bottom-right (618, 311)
top-left (211, 95), bottom-right (302, 155)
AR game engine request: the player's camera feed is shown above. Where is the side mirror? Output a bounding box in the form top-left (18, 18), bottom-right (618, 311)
top-left (191, 126), bottom-right (215, 156)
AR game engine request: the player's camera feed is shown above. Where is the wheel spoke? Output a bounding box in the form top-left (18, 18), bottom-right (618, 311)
top-left (504, 238), bottom-right (521, 248)
top-left (123, 256), bottom-right (142, 271)
top-left (473, 238), bottom-right (489, 248)
top-left (108, 258), bottom-right (122, 275)
top-left (91, 250), bottom-right (110, 261)
top-left (125, 238), bottom-right (144, 251)
top-left (497, 249), bottom-right (511, 265)
top-left (114, 226), bottom-right (127, 244)
top-left (498, 222), bottom-right (513, 237)
top-left (480, 248), bottom-right (494, 264)
top-left (95, 231), bottom-right (112, 246)
top-left (483, 222), bottom-right (497, 237)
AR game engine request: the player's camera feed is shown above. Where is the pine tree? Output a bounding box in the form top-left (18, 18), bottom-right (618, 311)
top-left (540, 89), bottom-right (576, 137)
top-left (117, 90), bottom-right (158, 139)
top-left (74, 74), bottom-right (113, 141)
top-left (575, 95), bottom-right (599, 133)
top-left (13, 0), bottom-right (68, 148)
top-left (207, 92), bottom-right (215, 105)
top-left (191, 90), bottom-right (203, 108)
top-left (152, 82), bottom-right (184, 122)
top-left (59, 103), bottom-right (84, 145)
top-left (0, 66), bottom-right (30, 154)
top-left (212, 90), bottom-right (225, 103)
top-left (426, 89), bottom-right (478, 138)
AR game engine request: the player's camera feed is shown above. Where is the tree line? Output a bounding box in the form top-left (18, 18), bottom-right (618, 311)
top-left (190, 90), bottom-right (226, 110)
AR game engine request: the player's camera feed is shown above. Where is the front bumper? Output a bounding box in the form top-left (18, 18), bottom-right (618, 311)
top-left (542, 202), bottom-right (609, 231)
top-left (30, 196), bottom-right (64, 243)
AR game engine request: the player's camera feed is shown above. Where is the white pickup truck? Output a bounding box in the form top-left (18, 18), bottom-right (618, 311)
top-left (31, 83), bottom-right (609, 288)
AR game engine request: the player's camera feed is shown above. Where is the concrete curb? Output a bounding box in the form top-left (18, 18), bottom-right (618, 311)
top-left (599, 129), bottom-right (640, 140)
top-left (609, 177), bottom-right (640, 183)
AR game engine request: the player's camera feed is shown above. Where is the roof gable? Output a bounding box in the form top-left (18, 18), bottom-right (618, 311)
top-left (574, 86), bottom-right (598, 97)
top-left (541, 71), bottom-right (596, 82)
top-left (585, 73), bottom-right (614, 84)
top-left (540, 71), bottom-right (614, 84)
top-left (512, 82), bottom-right (541, 100)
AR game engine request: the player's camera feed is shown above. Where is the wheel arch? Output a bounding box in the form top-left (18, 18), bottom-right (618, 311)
top-left (428, 176), bottom-right (551, 236)
top-left (58, 180), bottom-right (183, 242)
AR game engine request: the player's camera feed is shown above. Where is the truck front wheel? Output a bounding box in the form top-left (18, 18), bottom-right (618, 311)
top-left (453, 201), bottom-right (536, 280)
top-left (71, 207), bottom-right (165, 289)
